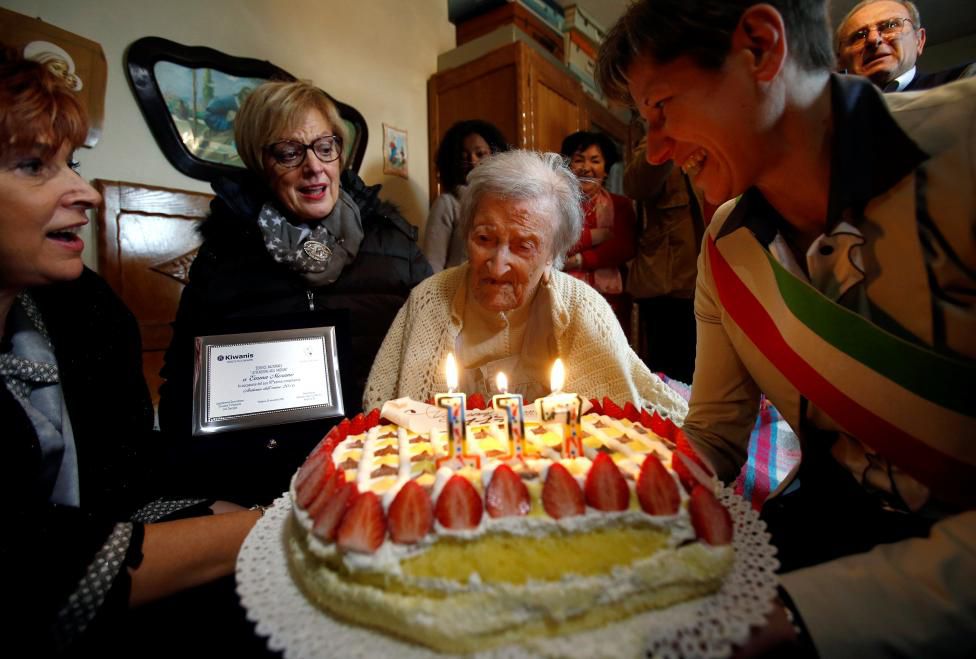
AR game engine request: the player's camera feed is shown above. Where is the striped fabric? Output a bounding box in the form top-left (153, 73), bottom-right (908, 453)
top-left (707, 231), bottom-right (976, 507)
top-left (660, 375), bottom-right (799, 510)
top-left (735, 398), bottom-right (800, 510)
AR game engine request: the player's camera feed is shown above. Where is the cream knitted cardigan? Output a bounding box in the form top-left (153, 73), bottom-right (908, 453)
top-left (364, 265), bottom-right (688, 421)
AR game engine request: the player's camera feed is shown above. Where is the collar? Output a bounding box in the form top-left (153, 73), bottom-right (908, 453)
top-left (886, 66), bottom-right (917, 92)
top-left (718, 73), bottom-right (928, 244)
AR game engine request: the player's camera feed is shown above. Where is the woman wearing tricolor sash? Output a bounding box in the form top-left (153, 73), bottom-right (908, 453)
top-left (599, 1), bottom-right (976, 657)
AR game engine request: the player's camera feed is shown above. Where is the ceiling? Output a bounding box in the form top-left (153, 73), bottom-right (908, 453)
top-left (558, 0), bottom-right (976, 47)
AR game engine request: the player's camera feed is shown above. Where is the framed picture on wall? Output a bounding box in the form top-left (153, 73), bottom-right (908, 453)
top-left (383, 123), bottom-right (408, 178)
top-left (125, 36), bottom-right (368, 181)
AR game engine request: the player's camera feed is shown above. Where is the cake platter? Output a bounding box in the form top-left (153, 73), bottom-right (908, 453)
top-left (237, 487), bottom-right (778, 659)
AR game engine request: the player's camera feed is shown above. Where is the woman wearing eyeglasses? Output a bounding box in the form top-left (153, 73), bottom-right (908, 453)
top-left (158, 81), bottom-right (431, 506)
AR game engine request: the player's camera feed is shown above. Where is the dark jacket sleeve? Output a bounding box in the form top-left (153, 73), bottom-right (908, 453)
top-left (406, 225), bottom-right (435, 286)
top-left (2, 270), bottom-right (154, 650)
top-left (334, 174), bottom-right (432, 403)
top-left (340, 168), bottom-right (432, 288)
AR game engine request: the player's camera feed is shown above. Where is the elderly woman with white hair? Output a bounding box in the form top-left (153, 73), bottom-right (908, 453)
top-left (364, 150), bottom-right (686, 418)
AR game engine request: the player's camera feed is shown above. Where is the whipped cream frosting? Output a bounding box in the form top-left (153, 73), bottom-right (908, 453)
top-left (291, 409), bottom-right (688, 577)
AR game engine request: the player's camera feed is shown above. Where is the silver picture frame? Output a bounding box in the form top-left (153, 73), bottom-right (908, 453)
top-left (191, 326), bottom-right (344, 436)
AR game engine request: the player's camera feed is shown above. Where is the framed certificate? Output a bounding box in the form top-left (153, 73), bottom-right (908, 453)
top-left (192, 327), bottom-right (344, 435)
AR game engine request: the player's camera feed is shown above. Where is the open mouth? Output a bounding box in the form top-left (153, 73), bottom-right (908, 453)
top-left (299, 184), bottom-right (328, 200)
top-left (47, 225), bottom-right (84, 245)
top-left (681, 149), bottom-right (707, 177)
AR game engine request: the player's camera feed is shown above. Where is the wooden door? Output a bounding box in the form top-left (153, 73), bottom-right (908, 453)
top-left (523, 47), bottom-right (582, 154)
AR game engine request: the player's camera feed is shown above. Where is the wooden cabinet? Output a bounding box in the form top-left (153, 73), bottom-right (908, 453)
top-left (427, 41), bottom-right (631, 200)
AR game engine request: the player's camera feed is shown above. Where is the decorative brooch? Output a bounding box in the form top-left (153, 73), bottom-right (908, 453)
top-left (303, 240), bottom-right (333, 262)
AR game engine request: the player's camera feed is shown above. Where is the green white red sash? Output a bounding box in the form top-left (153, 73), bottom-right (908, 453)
top-left (707, 230), bottom-right (976, 507)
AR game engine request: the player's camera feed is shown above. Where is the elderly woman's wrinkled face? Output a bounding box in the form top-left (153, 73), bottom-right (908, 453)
top-left (263, 108), bottom-right (341, 222)
top-left (569, 144), bottom-right (607, 198)
top-left (467, 194), bottom-right (554, 312)
top-left (0, 141), bottom-right (99, 292)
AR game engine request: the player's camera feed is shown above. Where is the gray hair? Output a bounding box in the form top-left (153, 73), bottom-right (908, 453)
top-left (457, 150), bottom-right (583, 269)
top-left (835, 0), bottom-right (922, 53)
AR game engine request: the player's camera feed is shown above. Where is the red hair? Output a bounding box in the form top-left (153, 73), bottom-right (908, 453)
top-left (0, 47), bottom-right (88, 156)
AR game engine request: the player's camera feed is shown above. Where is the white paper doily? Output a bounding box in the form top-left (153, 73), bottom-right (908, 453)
top-left (237, 487), bottom-right (778, 659)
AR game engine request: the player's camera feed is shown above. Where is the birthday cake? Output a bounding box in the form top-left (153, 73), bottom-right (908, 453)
top-left (285, 396), bottom-right (734, 654)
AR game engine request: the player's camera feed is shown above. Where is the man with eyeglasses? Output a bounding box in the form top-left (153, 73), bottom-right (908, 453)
top-left (599, 0), bottom-right (975, 656)
top-left (836, 0), bottom-right (975, 91)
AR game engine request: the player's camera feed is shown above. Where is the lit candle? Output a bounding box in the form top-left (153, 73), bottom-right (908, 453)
top-left (535, 358), bottom-right (584, 459)
top-left (492, 372), bottom-right (525, 461)
top-left (435, 353), bottom-right (465, 460)
top-left (434, 353), bottom-right (479, 470)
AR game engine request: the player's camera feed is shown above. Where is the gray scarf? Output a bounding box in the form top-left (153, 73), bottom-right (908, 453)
top-left (1, 293), bottom-right (80, 506)
top-left (257, 188), bottom-right (364, 286)
top-left (0, 293), bottom-right (59, 399)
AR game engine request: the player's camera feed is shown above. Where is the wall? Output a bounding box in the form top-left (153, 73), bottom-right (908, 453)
top-left (1, 0), bottom-right (455, 267)
top-left (923, 33), bottom-right (976, 73)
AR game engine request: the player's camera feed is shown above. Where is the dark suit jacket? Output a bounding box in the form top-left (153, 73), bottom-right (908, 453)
top-left (902, 61), bottom-right (976, 91)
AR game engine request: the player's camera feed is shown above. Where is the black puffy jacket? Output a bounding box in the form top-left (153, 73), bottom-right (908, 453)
top-left (157, 170), bottom-right (431, 504)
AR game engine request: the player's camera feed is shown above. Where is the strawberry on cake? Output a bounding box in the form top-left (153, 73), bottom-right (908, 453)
top-left (285, 397), bottom-right (734, 654)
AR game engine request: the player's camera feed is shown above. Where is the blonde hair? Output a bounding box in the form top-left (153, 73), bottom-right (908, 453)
top-left (233, 80), bottom-right (348, 174)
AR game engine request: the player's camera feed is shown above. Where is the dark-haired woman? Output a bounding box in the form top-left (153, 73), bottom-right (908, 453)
top-left (423, 119), bottom-right (508, 272)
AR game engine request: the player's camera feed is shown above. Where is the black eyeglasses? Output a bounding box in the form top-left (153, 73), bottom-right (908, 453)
top-left (844, 17), bottom-right (916, 50)
top-left (265, 135), bottom-right (343, 168)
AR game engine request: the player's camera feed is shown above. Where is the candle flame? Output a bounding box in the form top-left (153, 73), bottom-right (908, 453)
top-left (550, 358), bottom-right (565, 393)
top-left (446, 353), bottom-right (459, 392)
top-left (496, 371), bottom-right (508, 394)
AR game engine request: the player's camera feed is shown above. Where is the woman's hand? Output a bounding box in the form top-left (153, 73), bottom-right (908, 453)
top-left (129, 510), bottom-right (261, 606)
top-left (731, 598), bottom-right (805, 658)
